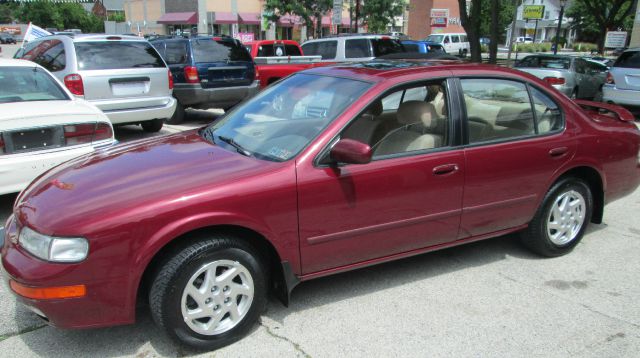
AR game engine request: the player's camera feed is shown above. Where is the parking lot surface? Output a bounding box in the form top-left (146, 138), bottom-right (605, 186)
top-left (0, 119), bottom-right (638, 357)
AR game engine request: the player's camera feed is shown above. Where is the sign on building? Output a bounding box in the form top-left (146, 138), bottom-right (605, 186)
top-left (604, 31), bottom-right (628, 48)
top-left (430, 8), bottom-right (448, 28)
top-left (332, 0), bottom-right (343, 25)
top-left (0, 26), bottom-right (21, 35)
top-left (523, 5), bottom-right (545, 20)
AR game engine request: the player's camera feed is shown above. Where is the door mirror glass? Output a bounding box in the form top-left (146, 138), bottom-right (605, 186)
top-left (330, 139), bottom-right (372, 164)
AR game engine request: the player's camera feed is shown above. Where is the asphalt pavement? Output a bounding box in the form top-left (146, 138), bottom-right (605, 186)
top-left (1, 40), bottom-right (638, 357)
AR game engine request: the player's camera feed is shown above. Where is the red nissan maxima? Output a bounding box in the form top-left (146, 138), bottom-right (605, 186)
top-left (2, 61), bottom-right (639, 350)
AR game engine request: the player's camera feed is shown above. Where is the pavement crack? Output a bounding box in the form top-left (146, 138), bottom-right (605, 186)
top-left (0, 324), bottom-right (47, 342)
top-left (259, 320), bottom-right (311, 358)
top-left (498, 272), bottom-right (640, 329)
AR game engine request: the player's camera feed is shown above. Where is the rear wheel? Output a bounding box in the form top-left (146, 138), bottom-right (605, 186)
top-left (141, 118), bottom-right (164, 132)
top-left (520, 177), bottom-right (592, 257)
top-left (149, 236), bottom-right (267, 350)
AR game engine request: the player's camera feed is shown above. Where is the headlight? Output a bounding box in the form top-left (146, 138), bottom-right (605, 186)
top-left (18, 226), bottom-right (88, 263)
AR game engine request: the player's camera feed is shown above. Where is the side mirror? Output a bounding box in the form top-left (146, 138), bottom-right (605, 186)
top-left (330, 139), bottom-right (372, 165)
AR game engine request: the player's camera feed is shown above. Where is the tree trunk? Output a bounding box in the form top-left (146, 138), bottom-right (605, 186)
top-left (489, 0), bottom-right (499, 64)
top-left (458, 0), bottom-right (483, 63)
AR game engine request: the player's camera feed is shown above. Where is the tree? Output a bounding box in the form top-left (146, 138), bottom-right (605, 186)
top-left (264, 0), bottom-right (333, 39)
top-left (458, 0), bottom-right (483, 62)
top-left (479, 0), bottom-right (516, 44)
top-left (489, 0), bottom-right (499, 64)
top-left (361, 0), bottom-right (406, 33)
top-left (0, 2), bottom-right (19, 24)
top-left (15, 2), bottom-right (103, 33)
top-left (567, 0), bottom-right (635, 52)
top-left (15, 1), bottom-right (63, 30)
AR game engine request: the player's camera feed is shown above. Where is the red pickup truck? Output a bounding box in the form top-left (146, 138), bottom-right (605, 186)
top-left (244, 40), bottom-right (327, 88)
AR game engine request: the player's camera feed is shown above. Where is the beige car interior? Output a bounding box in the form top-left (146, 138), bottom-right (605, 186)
top-left (342, 83), bottom-right (448, 157)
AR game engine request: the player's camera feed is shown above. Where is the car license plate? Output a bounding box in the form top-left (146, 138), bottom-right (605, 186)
top-left (111, 82), bottom-right (147, 96)
top-left (9, 128), bottom-right (58, 153)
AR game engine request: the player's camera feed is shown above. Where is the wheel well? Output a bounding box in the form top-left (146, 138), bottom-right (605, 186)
top-left (137, 225), bottom-right (286, 307)
top-left (267, 77), bottom-right (280, 85)
top-left (557, 166), bottom-right (604, 224)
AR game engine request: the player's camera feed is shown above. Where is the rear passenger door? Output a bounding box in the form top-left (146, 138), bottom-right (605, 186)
top-left (457, 77), bottom-right (576, 238)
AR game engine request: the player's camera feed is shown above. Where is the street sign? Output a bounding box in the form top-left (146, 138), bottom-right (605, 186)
top-left (604, 31), bottom-right (628, 48)
top-left (332, 0), bottom-right (343, 25)
top-left (523, 5), bottom-right (545, 20)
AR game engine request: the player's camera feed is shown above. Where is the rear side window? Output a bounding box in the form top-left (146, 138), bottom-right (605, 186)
top-left (451, 36), bottom-right (460, 43)
top-left (164, 41), bottom-right (188, 64)
top-left (285, 44), bottom-right (302, 56)
top-left (301, 41), bottom-right (337, 60)
top-left (371, 38), bottom-right (405, 57)
top-left (530, 86), bottom-right (563, 134)
top-left (0, 66), bottom-right (69, 103)
top-left (614, 51), bottom-right (640, 69)
top-left (21, 40), bottom-right (66, 72)
top-left (74, 41), bottom-right (165, 70)
top-left (257, 44), bottom-right (276, 56)
top-left (460, 35), bottom-right (468, 42)
top-left (345, 39), bottom-right (372, 58)
top-left (192, 39), bottom-right (252, 62)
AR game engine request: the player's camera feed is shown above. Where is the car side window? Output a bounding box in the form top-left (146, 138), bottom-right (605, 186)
top-left (461, 79), bottom-right (535, 143)
top-left (31, 40), bottom-right (66, 72)
top-left (461, 35), bottom-right (468, 42)
top-left (341, 81), bottom-right (449, 159)
top-left (164, 41), bottom-right (188, 64)
top-left (285, 44), bottom-right (302, 56)
top-left (574, 60), bottom-right (586, 74)
top-left (302, 41), bottom-right (337, 60)
top-left (529, 86), bottom-right (563, 134)
top-left (345, 39), bottom-right (372, 58)
top-left (444, 36), bottom-right (450, 44)
top-left (452, 36), bottom-right (460, 43)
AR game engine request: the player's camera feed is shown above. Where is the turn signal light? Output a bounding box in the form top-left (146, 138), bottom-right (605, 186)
top-left (543, 77), bottom-right (566, 85)
top-left (184, 66), bottom-right (199, 83)
top-left (606, 72), bottom-right (615, 85)
top-left (10, 280), bottom-right (86, 299)
top-left (64, 74), bottom-right (84, 96)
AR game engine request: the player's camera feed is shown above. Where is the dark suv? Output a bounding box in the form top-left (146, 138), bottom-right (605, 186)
top-left (151, 36), bottom-right (259, 123)
top-left (0, 32), bottom-right (17, 44)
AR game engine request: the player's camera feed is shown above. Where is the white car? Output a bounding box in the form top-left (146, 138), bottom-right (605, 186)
top-left (423, 33), bottom-right (470, 57)
top-left (0, 59), bottom-right (116, 195)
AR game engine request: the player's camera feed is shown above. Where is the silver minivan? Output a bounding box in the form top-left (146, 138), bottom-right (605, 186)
top-left (16, 34), bottom-right (176, 132)
top-left (603, 48), bottom-right (640, 118)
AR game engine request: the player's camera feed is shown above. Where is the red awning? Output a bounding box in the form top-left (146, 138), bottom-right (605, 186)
top-left (214, 12), bottom-right (238, 24)
top-left (239, 12), bottom-right (260, 25)
top-left (278, 14), bottom-right (302, 27)
top-left (157, 12), bottom-right (197, 25)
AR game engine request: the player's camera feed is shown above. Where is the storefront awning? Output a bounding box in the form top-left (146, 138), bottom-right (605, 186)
top-left (213, 12), bottom-right (238, 24)
top-left (157, 12), bottom-right (197, 25)
top-left (277, 14), bottom-right (302, 27)
top-left (239, 12), bottom-right (261, 25)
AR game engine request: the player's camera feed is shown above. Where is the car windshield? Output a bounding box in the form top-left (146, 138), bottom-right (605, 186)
top-left (200, 74), bottom-right (371, 162)
top-left (425, 35), bottom-right (444, 43)
top-left (192, 39), bottom-right (252, 62)
top-left (74, 41), bottom-right (165, 70)
top-left (0, 66), bottom-right (69, 103)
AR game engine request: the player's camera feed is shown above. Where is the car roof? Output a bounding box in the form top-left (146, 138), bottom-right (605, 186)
top-left (70, 34), bottom-right (148, 42)
top-left (0, 58), bottom-right (42, 68)
top-left (303, 34), bottom-right (395, 43)
top-left (245, 40), bottom-right (299, 45)
top-left (303, 60), bottom-right (526, 83)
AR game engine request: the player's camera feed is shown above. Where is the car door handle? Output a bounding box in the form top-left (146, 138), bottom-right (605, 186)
top-left (433, 164), bottom-right (459, 175)
top-left (549, 147), bottom-right (569, 157)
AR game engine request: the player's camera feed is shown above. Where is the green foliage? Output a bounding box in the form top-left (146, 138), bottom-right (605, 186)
top-left (15, 2), bottom-right (103, 33)
top-left (264, 0), bottom-right (333, 37)
top-left (479, 0), bottom-right (515, 43)
top-left (566, 0), bottom-right (634, 46)
top-left (511, 42), bottom-right (552, 53)
top-left (362, 0), bottom-right (406, 33)
top-left (0, 3), bottom-right (19, 24)
top-left (480, 44), bottom-right (489, 53)
top-left (572, 42), bottom-right (598, 52)
top-left (108, 12), bottom-right (126, 23)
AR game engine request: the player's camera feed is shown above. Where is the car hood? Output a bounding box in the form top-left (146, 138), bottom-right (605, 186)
top-left (15, 130), bottom-right (283, 235)
top-left (0, 99), bottom-right (106, 131)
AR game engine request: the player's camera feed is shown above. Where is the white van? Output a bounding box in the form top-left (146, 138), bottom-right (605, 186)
top-left (423, 33), bottom-right (470, 57)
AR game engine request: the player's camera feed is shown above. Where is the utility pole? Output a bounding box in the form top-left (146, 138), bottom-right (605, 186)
top-left (553, 0), bottom-right (566, 55)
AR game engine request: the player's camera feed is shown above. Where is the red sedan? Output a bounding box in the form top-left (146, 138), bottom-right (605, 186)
top-left (2, 61), bottom-right (639, 350)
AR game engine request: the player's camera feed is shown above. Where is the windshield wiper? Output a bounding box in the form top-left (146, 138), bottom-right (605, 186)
top-left (216, 135), bottom-right (252, 157)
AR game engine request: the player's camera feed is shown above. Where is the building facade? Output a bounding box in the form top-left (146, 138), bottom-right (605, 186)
top-left (124, 0), bottom-right (354, 41)
top-left (407, 0), bottom-right (466, 40)
top-left (506, 0), bottom-right (576, 46)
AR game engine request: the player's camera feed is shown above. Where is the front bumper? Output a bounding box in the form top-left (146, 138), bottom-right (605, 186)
top-left (1, 217), bottom-right (134, 329)
top-left (174, 80), bottom-right (260, 109)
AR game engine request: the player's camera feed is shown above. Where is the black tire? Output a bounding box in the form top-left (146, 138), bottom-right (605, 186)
top-left (520, 177), bottom-right (593, 257)
top-left (167, 102), bottom-right (185, 124)
top-left (141, 118), bottom-right (164, 132)
top-left (149, 235), bottom-right (267, 350)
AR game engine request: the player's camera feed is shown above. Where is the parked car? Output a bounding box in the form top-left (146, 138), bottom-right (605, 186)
top-left (515, 55), bottom-right (608, 99)
top-left (516, 36), bottom-right (534, 44)
top-left (150, 35), bottom-right (259, 124)
top-left (301, 34), bottom-right (405, 62)
top-left (401, 40), bottom-right (446, 54)
top-left (3, 60), bottom-right (639, 351)
top-left (15, 34), bottom-right (176, 132)
top-left (0, 58), bottom-right (116, 195)
top-left (0, 32), bottom-right (16, 44)
top-left (244, 39), bottom-right (325, 88)
top-left (585, 56), bottom-right (614, 68)
top-left (423, 33), bottom-right (470, 57)
top-left (603, 48), bottom-right (640, 118)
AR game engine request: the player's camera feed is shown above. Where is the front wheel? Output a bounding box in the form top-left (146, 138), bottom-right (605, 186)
top-left (149, 236), bottom-right (267, 350)
top-left (520, 177), bottom-right (593, 257)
